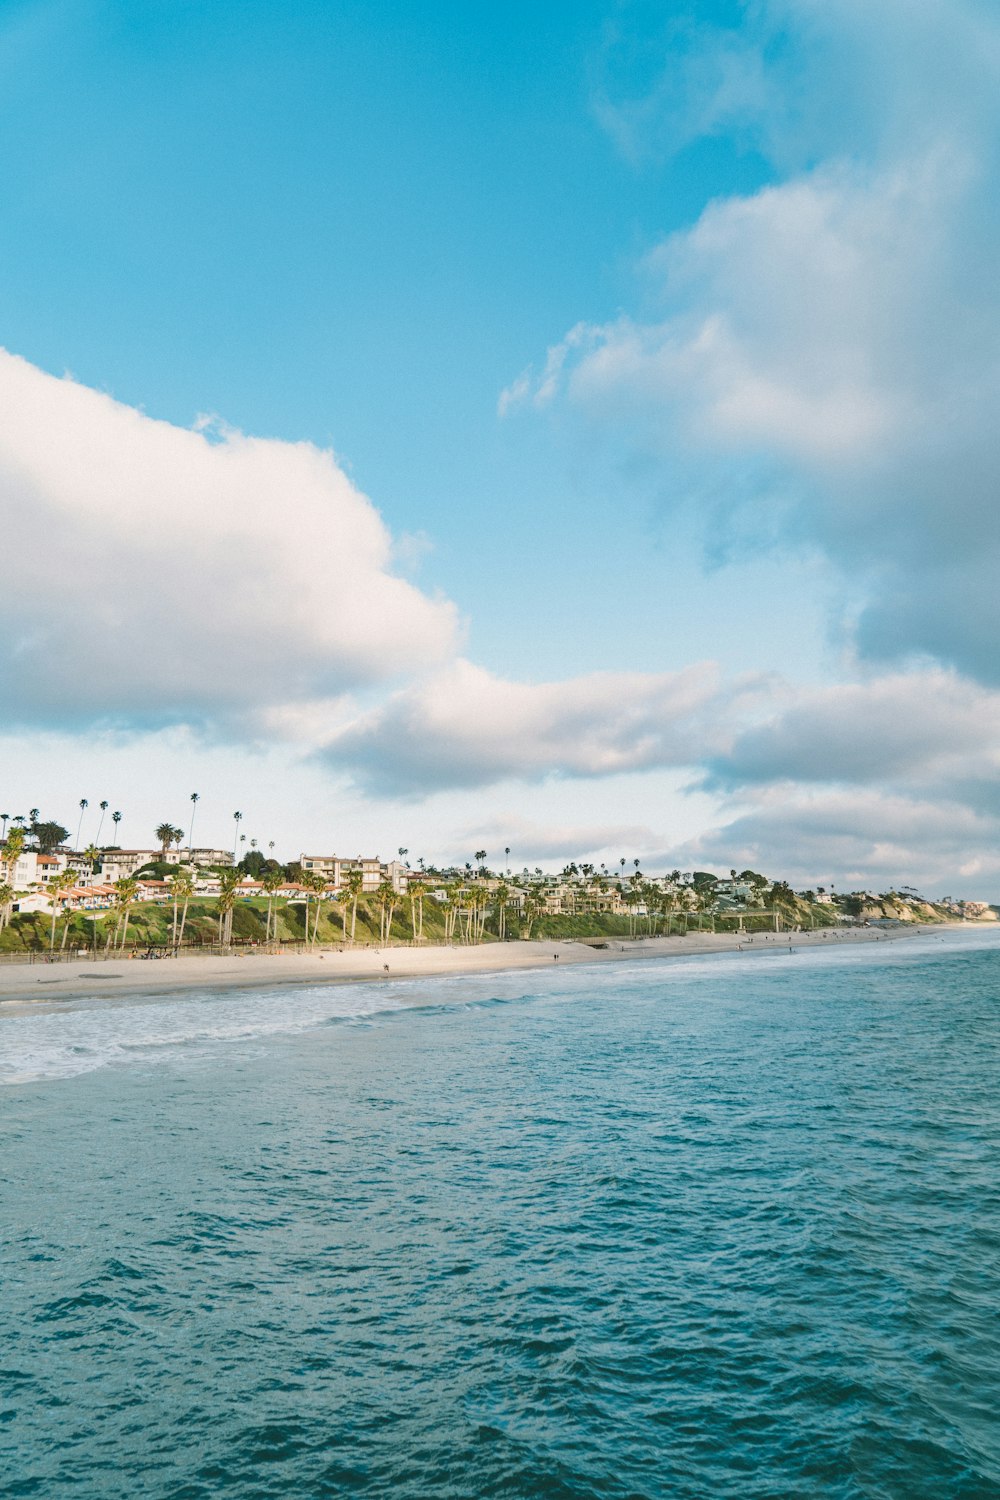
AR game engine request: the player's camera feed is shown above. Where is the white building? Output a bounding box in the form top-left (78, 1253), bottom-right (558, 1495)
top-left (6, 850), bottom-right (70, 888)
top-left (299, 855), bottom-right (409, 893)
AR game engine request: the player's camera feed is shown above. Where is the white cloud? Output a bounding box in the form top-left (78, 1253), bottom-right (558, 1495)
top-left (677, 785), bottom-right (1000, 896)
top-left (510, 1), bottom-right (1000, 686)
top-left (313, 656), bottom-right (755, 795)
top-left (0, 349), bottom-right (458, 729)
top-left (705, 671), bottom-right (1000, 789)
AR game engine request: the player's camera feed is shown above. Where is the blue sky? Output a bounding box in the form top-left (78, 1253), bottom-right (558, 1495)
top-left (2, 0), bottom-right (999, 893)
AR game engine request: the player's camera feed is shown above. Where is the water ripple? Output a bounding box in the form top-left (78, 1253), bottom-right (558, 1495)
top-left (2, 931), bottom-right (999, 1496)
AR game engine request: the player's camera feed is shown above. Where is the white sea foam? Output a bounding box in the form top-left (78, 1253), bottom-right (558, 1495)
top-left (0, 982), bottom-right (407, 1085)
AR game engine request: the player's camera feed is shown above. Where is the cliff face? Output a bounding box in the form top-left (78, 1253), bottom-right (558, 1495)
top-left (855, 897), bottom-right (995, 924)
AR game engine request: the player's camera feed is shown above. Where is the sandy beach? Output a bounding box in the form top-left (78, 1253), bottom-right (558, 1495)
top-left (0, 925), bottom-right (923, 1007)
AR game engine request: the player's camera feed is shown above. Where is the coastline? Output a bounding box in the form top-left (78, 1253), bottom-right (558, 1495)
top-left (0, 924), bottom-right (929, 1007)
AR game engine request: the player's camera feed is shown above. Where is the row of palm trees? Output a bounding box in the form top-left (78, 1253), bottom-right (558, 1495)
top-left (1, 804), bottom-right (125, 850)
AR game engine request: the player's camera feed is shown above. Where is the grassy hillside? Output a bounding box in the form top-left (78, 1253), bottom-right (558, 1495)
top-left (0, 888), bottom-right (979, 955)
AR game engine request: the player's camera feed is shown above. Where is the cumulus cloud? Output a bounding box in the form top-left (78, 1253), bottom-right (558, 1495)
top-left (507, 0), bottom-right (1000, 686)
top-left (0, 349), bottom-right (458, 729)
top-left (313, 656), bottom-right (756, 795)
top-left (705, 671), bottom-right (1000, 790)
top-left (678, 785), bottom-right (1000, 894)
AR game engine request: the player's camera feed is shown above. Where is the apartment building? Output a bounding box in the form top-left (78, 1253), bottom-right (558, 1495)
top-left (299, 856), bottom-right (409, 893)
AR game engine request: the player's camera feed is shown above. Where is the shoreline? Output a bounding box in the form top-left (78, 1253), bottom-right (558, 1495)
top-left (0, 925), bottom-right (933, 1007)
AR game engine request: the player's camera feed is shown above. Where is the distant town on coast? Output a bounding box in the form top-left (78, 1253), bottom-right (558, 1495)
top-left (1, 800), bottom-right (995, 957)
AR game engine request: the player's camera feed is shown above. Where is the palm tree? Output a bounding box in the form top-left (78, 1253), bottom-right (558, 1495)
top-left (76, 799), bottom-right (89, 850)
top-left (441, 881), bottom-right (461, 942)
top-left (48, 869), bottom-right (78, 951)
top-left (113, 877), bottom-right (139, 950)
top-left (0, 881), bottom-right (13, 933)
top-left (398, 847), bottom-right (408, 864)
top-left (0, 814), bottom-right (8, 840)
top-left (82, 843), bottom-right (101, 879)
top-left (232, 811), bottom-right (242, 859)
top-left (468, 885), bottom-right (488, 943)
top-left (155, 822), bottom-right (176, 857)
top-left (262, 869), bottom-right (284, 943)
top-left (695, 888), bottom-right (716, 932)
top-left (95, 801), bottom-right (109, 845)
top-left (111, 810), bottom-right (122, 845)
top-left (495, 880), bottom-right (510, 940)
top-left (521, 891), bottom-right (543, 940)
top-left (344, 868), bottom-right (363, 942)
top-left (299, 871), bottom-right (325, 944)
top-left (168, 869), bottom-right (195, 948)
top-left (216, 868), bottom-right (243, 946)
top-left (408, 880), bottom-right (428, 941)
top-left (2, 826), bottom-right (25, 884)
top-left (188, 792), bottom-right (200, 853)
top-left (475, 849), bottom-right (487, 877)
top-left (374, 879), bottom-right (397, 944)
top-left (505, 846), bottom-right (511, 874)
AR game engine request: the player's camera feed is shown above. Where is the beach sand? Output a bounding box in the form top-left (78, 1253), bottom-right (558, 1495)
top-left (0, 925), bottom-right (921, 1007)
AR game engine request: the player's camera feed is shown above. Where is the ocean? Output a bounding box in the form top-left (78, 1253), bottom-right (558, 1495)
top-left (2, 929), bottom-right (999, 1498)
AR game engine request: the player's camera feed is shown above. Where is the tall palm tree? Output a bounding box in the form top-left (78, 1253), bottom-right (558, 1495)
top-left (111, 810), bottom-right (122, 845)
top-left (155, 822), bottom-right (176, 857)
top-left (82, 844), bottom-right (101, 880)
top-left (0, 880), bottom-right (13, 933)
top-left (76, 799), bottom-right (89, 850)
top-left (262, 869), bottom-right (284, 943)
top-left (168, 869), bottom-right (195, 948)
top-left (344, 868), bottom-right (364, 942)
top-left (95, 801), bottom-right (109, 845)
top-left (505, 846), bottom-right (511, 874)
top-left (216, 868), bottom-right (243, 945)
top-left (0, 814), bottom-right (8, 840)
top-left (113, 877), bottom-right (139, 950)
top-left (188, 792), bottom-right (200, 853)
top-left (521, 891), bottom-right (543, 940)
top-left (495, 880), bottom-right (510, 940)
top-left (299, 872), bottom-right (324, 944)
top-left (374, 879), bottom-right (397, 944)
top-left (232, 811), bottom-right (242, 859)
top-left (408, 880), bottom-right (428, 942)
top-left (2, 826), bottom-right (25, 884)
top-left (474, 849), bottom-right (487, 877)
top-left (48, 870), bottom-right (78, 952)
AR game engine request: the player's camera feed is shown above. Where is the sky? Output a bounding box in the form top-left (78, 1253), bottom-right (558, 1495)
top-left (1, 0), bottom-right (999, 895)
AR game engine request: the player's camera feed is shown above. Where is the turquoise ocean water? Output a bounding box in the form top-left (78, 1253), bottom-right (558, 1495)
top-left (2, 930), bottom-right (999, 1498)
